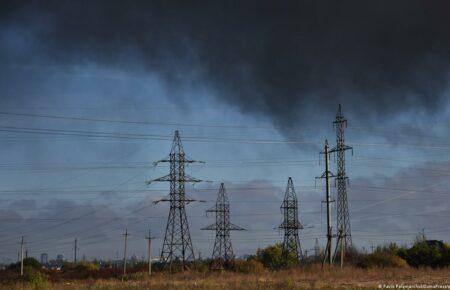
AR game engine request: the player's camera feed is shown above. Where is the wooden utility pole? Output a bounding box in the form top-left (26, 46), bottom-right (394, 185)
top-left (19, 236), bottom-right (24, 276)
top-left (145, 229), bottom-right (153, 275)
top-left (339, 230), bottom-right (344, 268)
top-left (74, 238), bottom-right (78, 262)
top-left (123, 229), bottom-right (129, 276)
top-left (325, 141), bottom-right (332, 266)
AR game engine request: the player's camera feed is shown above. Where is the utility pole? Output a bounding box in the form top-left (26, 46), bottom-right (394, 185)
top-left (74, 238), bottom-right (78, 263)
top-left (316, 140), bottom-right (335, 267)
top-left (145, 229), bottom-right (154, 275)
top-left (123, 229), bottom-right (129, 276)
top-left (314, 238), bottom-right (320, 259)
top-left (19, 236), bottom-right (24, 276)
top-left (149, 130), bottom-right (204, 271)
top-left (338, 229), bottom-right (344, 268)
top-left (201, 183), bottom-right (245, 269)
top-left (330, 104), bottom-right (353, 262)
top-left (279, 177), bottom-right (303, 264)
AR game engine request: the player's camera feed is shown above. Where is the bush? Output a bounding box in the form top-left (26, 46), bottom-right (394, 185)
top-left (192, 261), bottom-right (209, 273)
top-left (398, 240), bottom-right (448, 268)
top-left (359, 252), bottom-right (408, 268)
top-left (8, 257), bottom-right (41, 271)
top-left (73, 261), bottom-right (99, 271)
top-left (26, 271), bottom-right (49, 289)
top-left (231, 259), bottom-right (265, 274)
top-left (256, 244), bottom-right (285, 270)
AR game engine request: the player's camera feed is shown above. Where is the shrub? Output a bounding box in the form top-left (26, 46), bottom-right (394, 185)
top-left (8, 257), bottom-right (41, 271)
top-left (398, 240), bottom-right (448, 268)
top-left (192, 261), bottom-right (209, 273)
top-left (256, 244), bottom-right (285, 270)
top-left (359, 252), bottom-right (408, 268)
top-left (73, 261), bottom-right (99, 271)
top-left (231, 259), bottom-right (265, 274)
top-left (26, 271), bottom-right (49, 289)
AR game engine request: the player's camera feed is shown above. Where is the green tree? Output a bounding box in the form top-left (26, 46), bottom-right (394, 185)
top-left (8, 257), bottom-right (41, 271)
top-left (256, 244), bottom-right (285, 270)
top-left (398, 238), bottom-right (448, 268)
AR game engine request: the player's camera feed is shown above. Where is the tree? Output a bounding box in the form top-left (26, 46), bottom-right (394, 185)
top-left (256, 244), bottom-right (285, 270)
top-left (8, 257), bottom-right (41, 271)
top-left (398, 239), bottom-right (448, 268)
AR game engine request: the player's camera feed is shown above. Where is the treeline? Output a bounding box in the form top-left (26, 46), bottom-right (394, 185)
top-left (0, 237), bottom-right (449, 286)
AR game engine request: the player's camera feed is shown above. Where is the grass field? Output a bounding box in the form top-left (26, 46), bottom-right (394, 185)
top-left (3, 264), bottom-right (449, 289)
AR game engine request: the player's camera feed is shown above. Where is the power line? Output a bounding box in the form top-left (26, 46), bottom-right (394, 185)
top-left (0, 111), bottom-right (275, 130)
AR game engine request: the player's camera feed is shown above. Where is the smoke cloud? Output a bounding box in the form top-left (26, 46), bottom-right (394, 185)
top-left (2, 0), bottom-right (450, 132)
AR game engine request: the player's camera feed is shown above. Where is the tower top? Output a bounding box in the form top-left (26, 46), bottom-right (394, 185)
top-left (334, 104), bottom-right (347, 125)
top-left (284, 177), bottom-right (297, 202)
top-left (337, 104), bottom-right (342, 117)
top-left (170, 130), bottom-right (184, 154)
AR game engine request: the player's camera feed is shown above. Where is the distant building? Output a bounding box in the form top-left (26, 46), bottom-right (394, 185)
top-left (56, 254), bottom-right (65, 262)
top-left (130, 254), bottom-right (138, 266)
top-left (40, 253), bottom-right (48, 264)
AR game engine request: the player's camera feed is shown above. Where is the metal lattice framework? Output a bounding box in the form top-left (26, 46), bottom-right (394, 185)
top-left (279, 177), bottom-right (303, 262)
top-left (329, 104), bottom-right (353, 251)
top-left (149, 130), bottom-right (203, 269)
top-left (202, 183), bottom-right (245, 269)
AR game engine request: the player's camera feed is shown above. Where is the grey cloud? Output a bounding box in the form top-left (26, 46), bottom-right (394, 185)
top-left (1, 1), bottom-right (450, 137)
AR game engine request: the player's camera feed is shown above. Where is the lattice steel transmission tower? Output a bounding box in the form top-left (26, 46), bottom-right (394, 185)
top-left (202, 183), bottom-right (245, 269)
top-left (329, 104), bottom-right (353, 255)
top-left (149, 130), bottom-right (204, 270)
top-left (279, 177), bottom-right (303, 263)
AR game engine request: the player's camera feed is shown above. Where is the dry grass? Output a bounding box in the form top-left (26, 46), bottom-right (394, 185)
top-left (3, 264), bottom-right (450, 289)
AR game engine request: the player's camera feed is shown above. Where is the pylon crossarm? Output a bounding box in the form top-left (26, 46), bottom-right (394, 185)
top-left (206, 207), bottom-right (218, 215)
top-left (201, 224), bottom-right (217, 230)
top-left (315, 171), bottom-right (335, 179)
top-left (229, 223), bottom-right (246, 231)
top-left (329, 144), bottom-right (353, 153)
top-left (185, 159), bottom-right (205, 164)
top-left (184, 175), bottom-right (202, 183)
top-left (153, 198), bottom-right (170, 204)
top-left (146, 174), bottom-right (171, 184)
top-left (185, 198), bottom-right (205, 204)
top-left (152, 159), bottom-right (170, 166)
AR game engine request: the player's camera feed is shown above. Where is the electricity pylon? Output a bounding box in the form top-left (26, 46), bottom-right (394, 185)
top-left (329, 104), bottom-right (353, 263)
top-left (202, 183), bottom-right (245, 269)
top-left (316, 140), bottom-right (335, 267)
top-left (149, 130), bottom-right (204, 270)
top-left (279, 177), bottom-right (303, 264)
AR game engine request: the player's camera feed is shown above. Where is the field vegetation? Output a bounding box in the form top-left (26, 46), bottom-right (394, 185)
top-left (1, 237), bottom-right (449, 289)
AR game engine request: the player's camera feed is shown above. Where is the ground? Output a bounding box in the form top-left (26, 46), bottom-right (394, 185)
top-left (2, 265), bottom-right (449, 289)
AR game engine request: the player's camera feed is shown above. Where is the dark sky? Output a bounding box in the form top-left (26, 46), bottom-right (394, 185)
top-left (0, 1), bottom-right (450, 262)
top-left (2, 0), bottom-right (450, 130)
